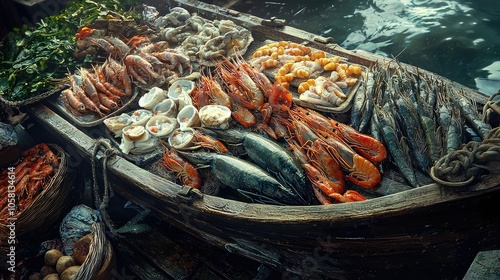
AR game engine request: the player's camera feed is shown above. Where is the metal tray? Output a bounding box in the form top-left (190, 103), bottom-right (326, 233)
top-left (47, 86), bottom-right (140, 127)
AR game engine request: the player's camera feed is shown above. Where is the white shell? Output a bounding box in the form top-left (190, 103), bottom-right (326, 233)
top-left (152, 98), bottom-right (177, 118)
top-left (129, 109), bottom-right (153, 127)
top-left (130, 132), bottom-right (158, 154)
top-left (122, 125), bottom-right (147, 141)
top-left (103, 113), bottom-right (132, 137)
top-left (178, 87), bottom-right (193, 111)
top-left (199, 105), bottom-right (232, 129)
top-left (119, 125), bottom-right (159, 154)
top-left (139, 87), bottom-right (167, 109)
top-left (168, 127), bottom-right (197, 150)
top-left (168, 80), bottom-right (195, 104)
top-left (177, 105), bottom-right (200, 129)
top-left (146, 116), bottom-right (178, 138)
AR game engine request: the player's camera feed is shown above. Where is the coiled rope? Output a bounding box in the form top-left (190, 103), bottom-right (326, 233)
top-left (91, 138), bottom-right (120, 236)
top-left (430, 126), bottom-right (500, 186)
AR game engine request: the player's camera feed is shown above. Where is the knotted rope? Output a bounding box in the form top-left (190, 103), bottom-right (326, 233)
top-left (430, 126), bottom-right (500, 186)
top-left (91, 138), bottom-right (120, 236)
top-left (483, 90), bottom-right (500, 127)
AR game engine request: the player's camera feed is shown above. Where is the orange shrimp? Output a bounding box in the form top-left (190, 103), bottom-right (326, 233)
top-left (320, 132), bottom-right (381, 189)
top-left (308, 140), bottom-right (345, 193)
top-left (193, 131), bottom-right (229, 153)
top-left (202, 74), bottom-right (232, 109)
top-left (302, 164), bottom-right (345, 200)
top-left (231, 103), bottom-right (256, 128)
top-left (61, 89), bottom-right (85, 116)
top-left (268, 83), bottom-right (292, 114)
top-left (330, 120), bottom-right (387, 163)
top-left (161, 148), bottom-right (201, 189)
top-left (330, 190), bottom-right (367, 203)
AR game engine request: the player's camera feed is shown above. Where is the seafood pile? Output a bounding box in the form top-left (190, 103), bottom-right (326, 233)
top-left (104, 80), bottom-right (205, 154)
top-left (61, 59), bottom-right (133, 117)
top-left (351, 62), bottom-right (492, 187)
top-left (249, 41), bottom-right (363, 111)
top-left (149, 55), bottom-right (387, 205)
top-left (153, 7), bottom-right (254, 67)
top-left (0, 144), bottom-right (60, 222)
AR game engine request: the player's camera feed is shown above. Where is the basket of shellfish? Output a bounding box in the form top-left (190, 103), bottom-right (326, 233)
top-left (0, 143), bottom-right (79, 245)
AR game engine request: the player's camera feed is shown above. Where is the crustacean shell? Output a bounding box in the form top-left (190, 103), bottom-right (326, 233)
top-left (119, 125), bottom-right (158, 154)
top-left (198, 105), bottom-right (232, 129)
top-left (152, 98), bottom-right (177, 118)
top-left (139, 87), bottom-right (167, 110)
top-left (146, 115), bottom-right (178, 138)
top-left (168, 127), bottom-right (198, 150)
top-left (177, 105), bottom-right (200, 129)
top-left (129, 109), bottom-right (153, 127)
top-left (167, 80), bottom-right (195, 108)
top-left (103, 113), bottom-right (132, 137)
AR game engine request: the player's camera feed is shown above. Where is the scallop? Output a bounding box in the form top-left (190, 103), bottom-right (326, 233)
top-left (199, 105), bottom-right (232, 129)
top-left (177, 105), bottom-right (200, 129)
top-left (168, 80), bottom-right (195, 104)
top-left (129, 109), bottom-right (153, 127)
top-left (120, 125), bottom-right (147, 154)
top-left (103, 113), bottom-right (132, 137)
top-left (152, 98), bottom-right (177, 118)
top-left (168, 127), bottom-right (197, 150)
top-left (130, 132), bottom-right (158, 154)
top-left (146, 116), bottom-right (178, 138)
top-left (139, 87), bottom-right (167, 109)
top-left (122, 125), bottom-right (147, 142)
top-left (119, 125), bottom-right (159, 154)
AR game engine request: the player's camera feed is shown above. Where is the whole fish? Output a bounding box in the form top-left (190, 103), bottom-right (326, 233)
top-left (180, 151), bottom-right (305, 205)
top-left (210, 129), bottom-right (310, 205)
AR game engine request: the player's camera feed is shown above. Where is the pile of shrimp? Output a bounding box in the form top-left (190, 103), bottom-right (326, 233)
top-left (62, 33), bottom-right (194, 117)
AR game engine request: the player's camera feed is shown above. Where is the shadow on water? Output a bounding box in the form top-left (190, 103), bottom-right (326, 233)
top-left (205, 0), bottom-right (500, 95)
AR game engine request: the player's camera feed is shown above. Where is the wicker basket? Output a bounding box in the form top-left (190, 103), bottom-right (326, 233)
top-left (0, 143), bottom-right (80, 244)
top-left (74, 223), bottom-right (116, 280)
top-left (0, 83), bottom-right (68, 107)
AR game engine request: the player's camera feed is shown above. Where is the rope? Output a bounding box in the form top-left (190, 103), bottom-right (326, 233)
top-left (483, 90), bottom-right (500, 125)
top-left (91, 138), bottom-right (120, 237)
top-left (430, 126), bottom-right (500, 186)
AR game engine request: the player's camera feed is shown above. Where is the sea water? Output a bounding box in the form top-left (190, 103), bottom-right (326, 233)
top-left (211, 0), bottom-right (500, 96)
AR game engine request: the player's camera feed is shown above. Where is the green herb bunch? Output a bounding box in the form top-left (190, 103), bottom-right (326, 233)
top-left (0, 0), bottom-right (139, 102)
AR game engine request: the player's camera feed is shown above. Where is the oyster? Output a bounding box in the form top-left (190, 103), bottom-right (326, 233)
top-left (103, 113), bottom-right (132, 137)
top-left (168, 80), bottom-right (195, 107)
top-left (130, 109), bottom-right (153, 127)
top-left (146, 116), bottom-right (178, 138)
top-left (152, 98), bottom-right (177, 118)
top-left (120, 125), bottom-right (158, 154)
top-left (139, 87), bottom-right (167, 110)
top-left (199, 105), bottom-right (232, 129)
top-left (177, 105), bottom-right (200, 129)
top-left (168, 127), bottom-right (197, 150)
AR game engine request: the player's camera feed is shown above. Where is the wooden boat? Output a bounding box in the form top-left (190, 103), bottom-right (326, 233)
top-left (20, 0), bottom-right (500, 278)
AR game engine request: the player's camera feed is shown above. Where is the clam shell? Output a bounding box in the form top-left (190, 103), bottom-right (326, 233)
top-left (177, 105), bottom-right (200, 129)
top-left (139, 87), bottom-right (167, 109)
top-left (130, 132), bottom-right (158, 154)
top-left (103, 113), bottom-right (133, 137)
top-left (168, 80), bottom-right (195, 104)
top-left (199, 105), bottom-right (232, 129)
top-left (129, 109), bottom-right (153, 127)
top-left (152, 98), bottom-right (177, 118)
top-left (168, 127), bottom-right (198, 150)
top-left (146, 116), bottom-right (178, 138)
top-left (122, 125), bottom-right (147, 142)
